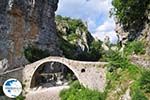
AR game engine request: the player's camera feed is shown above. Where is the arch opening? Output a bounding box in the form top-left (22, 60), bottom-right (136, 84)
top-left (30, 61), bottom-right (77, 88)
top-left (81, 68), bottom-right (85, 73)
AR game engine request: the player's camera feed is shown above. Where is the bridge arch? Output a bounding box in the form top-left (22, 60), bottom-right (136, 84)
top-left (30, 61), bottom-right (79, 88)
top-left (23, 56), bottom-right (107, 92)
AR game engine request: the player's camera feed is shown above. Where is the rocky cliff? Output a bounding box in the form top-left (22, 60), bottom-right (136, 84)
top-left (115, 8), bottom-right (150, 68)
top-left (115, 3), bottom-right (150, 56)
top-left (0, 0), bottom-right (61, 70)
top-left (55, 15), bottom-right (94, 53)
top-left (55, 15), bottom-right (103, 61)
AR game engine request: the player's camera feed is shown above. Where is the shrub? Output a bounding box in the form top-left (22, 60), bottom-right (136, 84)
top-left (16, 95), bottom-right (25, 100)
top-left (24, 45), bottom-right (50, 63)
top-left (60, 81), bottom-right (105, 100)
top-left (56, 15), bottom-right (86, 34)
top-left (103, 41), bottom-right (146, 72)
top-left (59, 36), bottom-right (77, 59)
top-left (111, 0), bottom-right (149, 36)
top-left (132, 89), bottom-right (148, 100)
top-left (67, 33), bottom-right (80, 43)
top-left (139, 70), bottom-right (150, 93)
top-left (104, 50), bottom-right (130, 71)
top-left (78, 40), bottom-right (103, 61)
top-left (125, 41), bottom-right (145, 55)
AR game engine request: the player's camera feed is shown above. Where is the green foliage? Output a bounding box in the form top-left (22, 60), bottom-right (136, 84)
top-left (59, 36), bottom-right (77, 59)
top-left (67, 33), bottom-right (80, 43)
top-left (78, 40), bottom-right (103, 61)
top-left (127, 64), bottom-right (142, 80)
top-left (104, 40), bottom-right (145, 72)
top-left (105, 54), bottom-right (148, 99)
top-left (130, 74), bottom-right (149, 100)
top-left (60, 33), bottom-right (101, 61)
top-left (103, 46), bottom-right (150, 99)
top-left (128, 67), bottom-right (150, 100)
top-left (56, 15), bottom-right (103, 61)
top-left (131, 89), bottom-right (148, 100)
top-left (90, 40), bottom-right (103, 51)
top-left (88, 40), bottom-right (103, 61)
top-left (60, 81), bottom-right (105, 100)
top-left (69, 19), bottom-right (85, 34)
top-left (24, 45), bottom-right (50, 63)
top-left (125, 41), bottom-right (145, 55)
top-left (56, 15), bottom-right (86, 35)
top-left (139, 70), bottom-right (150, 93)
top-left (104, 50), bottom-right (130, 71)
top-left (111, 0), bottom-right (150, 33)
top-left (15, 95), bottom-right (25, 100)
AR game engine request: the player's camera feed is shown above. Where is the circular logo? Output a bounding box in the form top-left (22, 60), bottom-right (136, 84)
top-left (3, 78), bottom-right (22, 98)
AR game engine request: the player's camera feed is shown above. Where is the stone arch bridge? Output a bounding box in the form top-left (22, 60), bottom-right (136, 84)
top-left (23, 56), bottom-right (108, 92)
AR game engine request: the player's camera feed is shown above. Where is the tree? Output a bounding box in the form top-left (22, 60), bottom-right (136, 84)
top-left (111, 0), bottom-right (150, 40)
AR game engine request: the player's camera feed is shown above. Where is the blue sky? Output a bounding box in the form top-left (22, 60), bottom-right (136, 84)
top-left (56, 0), bottom-right (118, 43)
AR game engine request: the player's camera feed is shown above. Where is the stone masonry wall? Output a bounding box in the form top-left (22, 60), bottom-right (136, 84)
top-left (23, 56), bottom-right (108, 92)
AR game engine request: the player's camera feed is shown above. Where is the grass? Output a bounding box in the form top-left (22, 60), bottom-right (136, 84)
top-left (131, 89), bottom-right (148, 100)
top-left (60, 81), bottom-right (105, 100)
top-left (104, 45), bottom-right (149, 100)
top-left (125, 41), bottom-right (145, 55)
top-left (58, 39), bottom-right (149, 99)
top-left (139, 70), bottom-right (150, 93)
top-left (105, 63), bottom-right (146, 100)
top-left (59, 43), bottom-right (150, 99)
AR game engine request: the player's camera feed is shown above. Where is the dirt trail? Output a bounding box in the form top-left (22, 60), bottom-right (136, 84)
top-left (25, 86), bottom-right (69, 100)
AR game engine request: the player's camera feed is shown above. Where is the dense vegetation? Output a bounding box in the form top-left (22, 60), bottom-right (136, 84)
top-left (23, 16), bottom-right (104, 62)
top-left (104, 41), bottom-right (149, 99)
top-left (139, 70), bottom-right (150, 93)
top-left (60, 81), bottom-right (105, 100)
top-left (124, 41), bottom-right (145, 55)
top-left (58, 35), bottom-right (78, 59)
top-left (56, 15), bottom-right (103, 61)
top-left (60, 41), bottom-right (150, 100)
top-left (77, 40), bottom-right (103, 61)
top-left (111, 0), bottom-right (150, 39)
top-left (23, 9), bottom-right (149, 100)
top-left (56, 15), bottom-right (87, 35)
top-left (24, 45), bottom-right (50, 63)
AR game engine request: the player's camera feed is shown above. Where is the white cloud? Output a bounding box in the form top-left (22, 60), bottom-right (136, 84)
top-left (96, 18), bottom-right (115, 32)
top-left (93, 30), bottom-right (118, 43)
top-left (56, 0), bottom-right (110, 24)
top-left (56, 0), bottom-right (117, 43)
top-left (92, 17), bottom-right (118, 43)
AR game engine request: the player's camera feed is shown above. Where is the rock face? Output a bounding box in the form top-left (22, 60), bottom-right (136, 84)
top-left (55, 15), bottom-right (94, 53)
top-left (0, 0), bottom-right (61, 69)
top-left (139, 23), bottom-right (150, 56)
top-left (131, 55), bottom-right (150, 69)
top-left (55, 16), bottom-right (103, 61)
top-left (0, 59), bottom-right (8, 73)
top-left (120, 88), bottom-right (131, 100)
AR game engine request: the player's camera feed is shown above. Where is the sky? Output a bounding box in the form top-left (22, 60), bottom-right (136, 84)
top-left (56, 0), bottom-right (118, 43)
